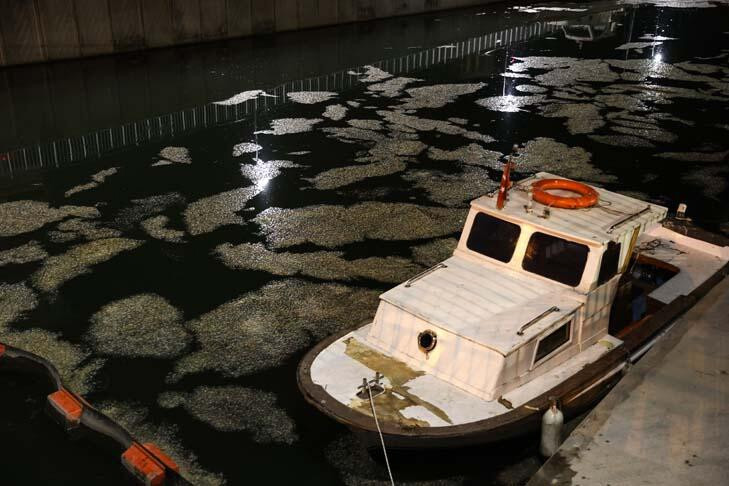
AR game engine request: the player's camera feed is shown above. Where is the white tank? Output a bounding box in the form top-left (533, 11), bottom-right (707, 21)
top-left (539, 398), bottom-right (564, 457)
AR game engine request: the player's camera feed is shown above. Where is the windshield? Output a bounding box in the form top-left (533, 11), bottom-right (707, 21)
top-left (522, 232), bottom-right (589, 286)
top-left (466, 212), bottom-right (521, 263)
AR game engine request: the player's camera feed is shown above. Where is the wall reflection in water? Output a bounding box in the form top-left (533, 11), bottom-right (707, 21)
top-left (0, 4), bottom-right (628, 181)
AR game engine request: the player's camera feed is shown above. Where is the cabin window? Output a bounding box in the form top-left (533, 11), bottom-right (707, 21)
top-left (597, 241), bottom-right (622, 285)
top-left (466, 212), bottom-right (521, 263)
top-left (522, 232), bottom-right (589, 286)
top-left (534, 321), bottom-right (572, 365)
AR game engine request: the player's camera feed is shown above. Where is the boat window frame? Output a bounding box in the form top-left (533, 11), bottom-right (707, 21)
top-left (530, 318), bottom-right (574, 370)
top-left (521, 231), bottom-right (590, 287)
top-left (597, 241), bottom-right (622, 286)
top-left (465, 211), bottom-right (522, 264)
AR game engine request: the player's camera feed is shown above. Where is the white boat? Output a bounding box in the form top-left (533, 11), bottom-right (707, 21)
top-left (297, 171), bottom-right (729, 450)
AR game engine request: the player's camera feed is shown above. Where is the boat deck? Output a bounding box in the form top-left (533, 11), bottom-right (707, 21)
top-left (310, 325), bottom-right (620, 427)
top-left (638, 225), bottom-right (729, 304)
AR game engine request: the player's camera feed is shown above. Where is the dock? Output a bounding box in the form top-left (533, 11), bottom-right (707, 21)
top-left (529, 276), bottom-right (729, 486)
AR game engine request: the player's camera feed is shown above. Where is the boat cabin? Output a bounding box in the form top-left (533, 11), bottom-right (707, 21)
top-left (365, 172), bottom-right (667, 401)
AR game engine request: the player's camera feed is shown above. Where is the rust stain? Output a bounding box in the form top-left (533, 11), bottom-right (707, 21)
top-left (344, 337), bottom-right (452, 427)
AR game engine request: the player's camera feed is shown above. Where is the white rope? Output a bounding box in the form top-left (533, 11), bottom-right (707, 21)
top-left (367, 382), bottom-right (395, 486)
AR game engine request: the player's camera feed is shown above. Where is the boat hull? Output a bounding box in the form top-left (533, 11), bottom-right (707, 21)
top-left (298, 323), bottom-right (630, 451)
top-left (297, 220), bottom-right (729, 451)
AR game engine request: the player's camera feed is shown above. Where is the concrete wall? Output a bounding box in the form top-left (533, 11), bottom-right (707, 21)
top-left (0, 0), bottom-right (493, 67)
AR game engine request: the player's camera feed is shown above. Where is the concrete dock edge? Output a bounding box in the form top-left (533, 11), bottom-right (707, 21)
top-left (528, 274), bottom-right (729, 486)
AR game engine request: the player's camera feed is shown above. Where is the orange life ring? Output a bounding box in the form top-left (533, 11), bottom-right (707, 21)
top-left (531, 179), bottom-right (598, 209)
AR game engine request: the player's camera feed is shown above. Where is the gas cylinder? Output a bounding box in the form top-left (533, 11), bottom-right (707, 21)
top-left (539, 397), bottom-right (564, 458)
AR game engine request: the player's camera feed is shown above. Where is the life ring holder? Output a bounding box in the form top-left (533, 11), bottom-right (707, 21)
top-left (531, 179), bottom-right (599, 209)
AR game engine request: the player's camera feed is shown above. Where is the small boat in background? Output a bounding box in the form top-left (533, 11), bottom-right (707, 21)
top-left (298, 169), bottom-right (729, 451)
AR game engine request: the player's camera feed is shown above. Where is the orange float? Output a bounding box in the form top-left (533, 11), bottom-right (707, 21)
top-left (122, 442), bottom-right (179, 486)
top-left (531, 178), bottom-right (599, 209)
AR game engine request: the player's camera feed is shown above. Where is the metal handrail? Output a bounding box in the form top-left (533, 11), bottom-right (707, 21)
top-left (606, 205), bottom-right (652, 234)
top-left (405, 263), bottom-right (447, 288)
top-left (517, 306), bottom-right (560, 335)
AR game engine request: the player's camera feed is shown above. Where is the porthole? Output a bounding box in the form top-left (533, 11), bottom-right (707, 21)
top-left (418, 330), bottom-right (437, 354)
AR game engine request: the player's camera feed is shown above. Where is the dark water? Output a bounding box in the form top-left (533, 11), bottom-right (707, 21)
top-left (1, 1), bottom-right (728, 484)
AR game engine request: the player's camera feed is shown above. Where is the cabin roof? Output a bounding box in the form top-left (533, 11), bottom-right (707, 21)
top-left (381, 255), bottom-right (582, 355)
top-left (472, 172), bottom-right (668, 246)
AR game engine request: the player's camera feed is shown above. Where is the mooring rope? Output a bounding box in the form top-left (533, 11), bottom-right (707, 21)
top-left (367, 382), bottom-right (395, 486)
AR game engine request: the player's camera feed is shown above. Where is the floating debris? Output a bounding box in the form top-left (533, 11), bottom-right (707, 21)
top-left (404, 166), bottom-right (498, 207)
top-left (325, 433), bottom-right (466, 486)
top-left (170, 279), bottom-right (380, 380)
top-left (517, 138), bottom-right (615, 182)
top-left (616, 41), bottom-right (663, 51)
top-left (399, 83), bottom-right (486, 110)
top-left (683, 165), bottom-right (728, 199)
top-left (347, 101), bottom-right (361, 108)
top-left (213, 89), bottom-right (269, 106)
top-left (322, 126), bottom-right (386, 144)
top-left (32, 238), bottom-right (143, 292)
top-left (65, 167), bottom-right (118, 197)
top-left (367, 77), bottom-right (422, 97)
top-left (159, 386), bottom-right (298, 443)
top-left (0, 241), bottom-right (47, 267)
top-left (240, 159), bottom-right (300, 191)
top-left (215, 242), bottom-right (421, 282)
top-left (351, 65), bottom-right (392, 83)
top-left (323, 104), bottom-right (348, 121)
top-left (159, 147), bottom-right (192, 164)
top-left (447, 117), bottom-right (469, 125)
top-left (348, 119), bottom-right (384, 131)
top-left (0, 282), bottom-right (38, 331)
top-left (87, 294), bottom-right (191, 358)
top-left (368, 138), bottom-right (426, 158)
top-left (307, 160), bottom-right (406, 190)
top-left (595, 94), bottom-right (649, 111)
top-left (509, 57), bottom-right (620, 86)
top-left (476, 94), bottom-right (546, 112)
top-left (232, 142), bottom-right (263, 157)
top-left (428, 144), bottom-right (502, 168)
top-left (255, 118), bottom-right (323, 135)
top-left (49, 218), bottom-right (122, 243)
top-left (183, 187), bottom-right (258, 235)
top-left (379, 110), bottom-right (494, 142)
top-left (288, 150), bottom-right (311, 155)
top-left (610, 125), bottom-right (677, 143)
top-left (141, 216), bottom-right (185, 243)
top-left (116, 193), bottom-right (186, 228)
top-left (0, 329), bottom-right (103, 395)
top-left (99, 401), bottom-right (224, 485)
top-left (541, 103), bottom-right (605, 134)
top-left (411, 238), bottom-right (458, 267)
top-left (605, 59), bottom-right (722, 86)
top-left (255, 202), bottom-right (464, 248)
top-left (654, 150), bottom-right (729, 162)
top-left (0, 201), bottom-right (98, 237)
top-left (675, 61), bottom-right (723, 74)
top-left (588, 134), bottom-right (656, 148)
top-left (151, 160), bottom-right (174, 167)
top-left (515, 84), bottom-right (548, 94)
top-left (287, 91), bottom-right (337, 104)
